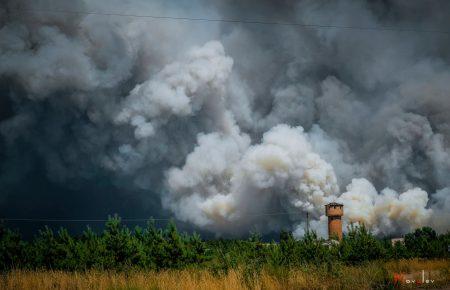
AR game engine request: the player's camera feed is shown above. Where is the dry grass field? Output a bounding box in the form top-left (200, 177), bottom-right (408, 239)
top-left (1, 259), bottom-right (449, 290)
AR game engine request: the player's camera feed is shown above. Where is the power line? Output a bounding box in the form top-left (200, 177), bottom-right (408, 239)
top-left (9, 8), bottom-right (450, 35)
top-left (0, 218), bottom-right (166, 223)
top-left (0, 212), bottom-right (304, 223)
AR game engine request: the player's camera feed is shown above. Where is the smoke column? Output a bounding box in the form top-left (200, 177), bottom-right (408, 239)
top-left (0, 0), bottom-right (449, 236)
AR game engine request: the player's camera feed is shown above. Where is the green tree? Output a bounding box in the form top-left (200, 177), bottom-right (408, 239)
top-left (297, 231), bottom-right (331, 265)
top-left (102, 215), bottom-right (145, 269)
top-left (0, 224), bottom-right (26, 270)
top-left (404, 227), bottom-right (446, 258)
top-left (339, 224), bottom-right (384, 263)
top-left (279, 230), bottom-right (298, 266)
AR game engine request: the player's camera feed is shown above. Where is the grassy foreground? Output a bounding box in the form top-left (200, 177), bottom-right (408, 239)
top-left (1, 259), bottom-right (449, 290)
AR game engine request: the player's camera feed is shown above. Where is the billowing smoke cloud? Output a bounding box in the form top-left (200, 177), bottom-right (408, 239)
top-left (0, 0), bottom-right (449, 237)
top-left (337, 179), bottom-right (432, 235)
top-left (165, 124), bottom-right (338, 234)
top-left (115, 41), bottom-right (233, 139)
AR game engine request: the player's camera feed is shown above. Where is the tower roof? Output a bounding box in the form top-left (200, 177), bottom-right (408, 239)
top-left (325, 202), bottom-right (343, 207)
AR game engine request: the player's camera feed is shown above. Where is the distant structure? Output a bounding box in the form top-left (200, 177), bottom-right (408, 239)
top-left (325, 202), bottom-right (343, 241)
top-left (390, 237), bottom-right (404, 246)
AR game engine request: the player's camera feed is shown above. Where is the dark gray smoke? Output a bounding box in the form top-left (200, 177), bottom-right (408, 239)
top-left (0, 0), bottom-right (449, 237)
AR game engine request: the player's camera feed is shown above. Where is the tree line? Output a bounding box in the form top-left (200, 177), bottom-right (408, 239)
top-left (0, 215), bottom-right (448, 271)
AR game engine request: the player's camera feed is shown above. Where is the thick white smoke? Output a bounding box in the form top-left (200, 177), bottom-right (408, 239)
top-left (116, 41), bottom-right (233, 139)
top-left (165, 124), bottom-right (338, 234)
top-left (0, 0), bottom-right (449, 236)
top-left (165, 121), bottom-right (438, 236)
top-left (337, 179), bottom-right (432, 236)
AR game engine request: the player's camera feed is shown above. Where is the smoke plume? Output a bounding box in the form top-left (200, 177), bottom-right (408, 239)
top-left (0, 0), bottom-right (449, 237)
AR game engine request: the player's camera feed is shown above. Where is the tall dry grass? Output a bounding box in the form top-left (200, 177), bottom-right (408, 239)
top-left (1, 259), bottom-right (448, 290)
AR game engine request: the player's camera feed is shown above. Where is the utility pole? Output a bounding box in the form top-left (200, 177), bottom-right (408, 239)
top-left (306, 212), bottom-right (309, 235)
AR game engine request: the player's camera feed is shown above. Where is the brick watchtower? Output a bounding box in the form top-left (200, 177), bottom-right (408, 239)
top-left (325, 202), bottom-right (343, 241)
